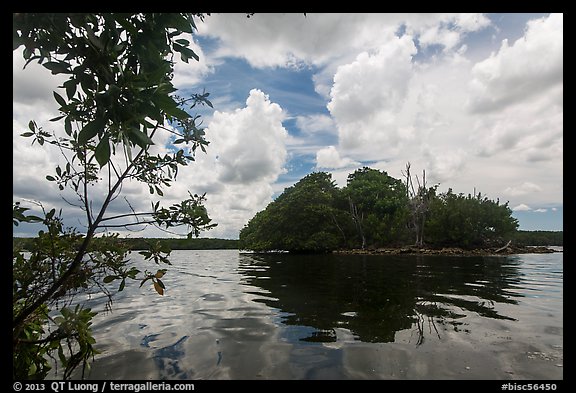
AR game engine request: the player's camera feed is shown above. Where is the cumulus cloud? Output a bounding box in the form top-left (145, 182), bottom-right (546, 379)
top-left (198, 13), bottom-right (398, 69)
top-left (295, 114), bottom-right (335, 135)
top-left (453, 13), bottom-right (492, 32)
top-left (207, 89), bottom-right (287, 184)
top-left (198, 13), bottom-right (490, 72)
top-left (464, 13), bottom-right (563, 188)
top-left (422, 148), bottom-right (468, 183)
top-left (107, 89), bottom-right (288, 239)
top-left (513, 204), bottom-right (532, 211)
top-left (504, 182), bottom-right (543, 197)
top-left (467, 13), bottom-right (563, 113)
top-left (163, 89), bottom-right (289, 238)
top-left (407, 13), bottom-right (491, 53)
top-left (418, 25), bottom-right (461, 51)
top-left (327, 34), bottom-right (417, 158)
top-left (13, 48), bottom-right (67, 109)
top-left (315, 146), bottom-right (359, 169)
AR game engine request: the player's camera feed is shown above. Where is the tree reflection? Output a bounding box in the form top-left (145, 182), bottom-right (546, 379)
top-left (239, 253), bottom-right (523, 344)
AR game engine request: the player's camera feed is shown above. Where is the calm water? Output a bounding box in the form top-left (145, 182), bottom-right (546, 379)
top-left (71, 249), bottom-right (563, 380)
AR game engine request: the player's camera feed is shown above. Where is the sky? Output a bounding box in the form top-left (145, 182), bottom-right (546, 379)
top-left (13, 13), bottom-right (563, 239)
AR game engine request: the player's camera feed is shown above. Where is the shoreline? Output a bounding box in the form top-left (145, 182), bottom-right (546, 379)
top-left (333, 245), bottom-right (561, 257)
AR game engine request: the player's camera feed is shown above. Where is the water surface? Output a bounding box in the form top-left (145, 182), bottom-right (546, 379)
top-left (73, 249), bottom-right (563, 380)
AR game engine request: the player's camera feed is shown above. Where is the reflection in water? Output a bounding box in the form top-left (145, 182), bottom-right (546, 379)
top-left (149, 335), bottom-right (189, 380)
top-left (238, 253), bottom-right (523, 344)
top-left (68, 250), bottom-right (562, 380)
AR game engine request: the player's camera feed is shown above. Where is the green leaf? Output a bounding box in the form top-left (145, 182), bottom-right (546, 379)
top-left (28, 120), bottom-right (35, 132)
top-left (139, 276), bottom-right (151, 288)
top-left (173, 43), bottom-right (199, 63)
top-left (166, 14), bottom-right (194, 33)
top-left (128, 128), bottom-right (154, 149)
top-left (43, 61), bottom-right (71, 74)
top-left (53, 91), bottom-right (67, 107)
top-left (163, 105), bottom-right (190, 120)
top-left (78, 118), bottom-right (105, 145)
top-left (46, 175), bottom-right (56, 181)
top-left (49, 115), bottom-right (66, 122)
top-left (20, 132), bottom-right (34, 137)
top-left (103, 275), bottom-right (117, 284)
top-left (64, 117), bottom-right (72, 136)
top-left (63, 79), bottom-right (77, 100)
top-left (94, 136), bottom-right (111, 167)
top-left (175, 38), bottom-right (190, 46)
top-left (119, 279), bottom-right (126, 292)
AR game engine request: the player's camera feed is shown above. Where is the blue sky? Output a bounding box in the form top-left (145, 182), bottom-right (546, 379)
top-left (13, 13), bottom-right (563, 238)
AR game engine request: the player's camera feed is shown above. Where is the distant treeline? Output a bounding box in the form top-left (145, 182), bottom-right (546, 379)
top-left (12, 231), bottom-right (561, 251)
top-left (121, 237), bottom-right (239, 250)
top-left (13, 237), bottom-right (239, 251)
top-left (511, 230), bottom-right (563, 246)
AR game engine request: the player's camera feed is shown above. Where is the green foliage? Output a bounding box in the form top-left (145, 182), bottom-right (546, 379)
top-left (12, 303), bottom-right (98, 379)
top-left (13, 13), bottom-right (216, 379)
top-left (14, 237), bottom-right (240, 252)
top-left (13, 206), bottom-right (125, 379)
top-left (240, 172), bottom-right (343, 253)
top-left (343, 167), bottom-right (410, 247)
top-left (126, 237), bottom-right (238, 250)
top-left (240, 168), bottom-right (520, 253)
top-left (511, 230), bottom-right (563, 246)
top-left (425, 189), bottom-right (519, 248)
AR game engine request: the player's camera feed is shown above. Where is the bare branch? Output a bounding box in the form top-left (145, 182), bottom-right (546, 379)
top-left (99, 212), bottom-right (154, 222)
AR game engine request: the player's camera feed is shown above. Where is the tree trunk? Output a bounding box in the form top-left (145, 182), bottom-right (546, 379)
top-left (349, 197), bottom-right (366, 249)
top-left (495, 240), bottom-right (512, 253)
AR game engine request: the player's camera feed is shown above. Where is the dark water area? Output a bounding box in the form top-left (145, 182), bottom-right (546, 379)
top-left (69, 250), bottom-right (563, 380)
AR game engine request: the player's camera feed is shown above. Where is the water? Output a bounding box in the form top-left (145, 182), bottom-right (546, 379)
top-left (71, 249), bottom-right (563, 380)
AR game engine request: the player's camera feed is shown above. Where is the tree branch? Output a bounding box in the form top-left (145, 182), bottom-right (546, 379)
top-left (13, 121), bottom-right (161, 330)
top-left (99, 212), bottom-right (154, 222)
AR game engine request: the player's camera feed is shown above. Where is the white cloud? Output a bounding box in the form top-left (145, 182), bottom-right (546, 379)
top-left (470, 91), bottom-right (563, 161)
top-left (422, 148), bottom-right (468, 184)
top-left (319, 13), bottom-right (561, 217)
top-left (315, 146), bottom-right (359, 169)
top-left (504, 182), bottom-right (543, 197)
top-left (295, 114), bottom-right (335, 135)
top-left (513, 204), bottom-right (532, 211)
top-left (13, 47), bottom-right (67, 110)
top-left (454, 13), bottom-right (492, 32)
top-left (208, 89), bottom-right (287, 184)
top-left (198, 13), bottom-right (398, 69)
top-left (467, 13), bottom-right (563, 113)
top-left (409, 13), bottom-right (491, 53)
top-left (163, 89), bottom-right (289, 238)
top-left (418, 25), bottom-right (461, 51)
top-left (172, 35), bottom-right (215, 88)
top-left (198, 13), bottom-right (492, 71)
top-left (327, 34), bottom-right (417, 158)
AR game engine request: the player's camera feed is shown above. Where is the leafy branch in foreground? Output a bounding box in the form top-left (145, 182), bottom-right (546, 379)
top-left (13, 13), bottom-right (216, 379)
